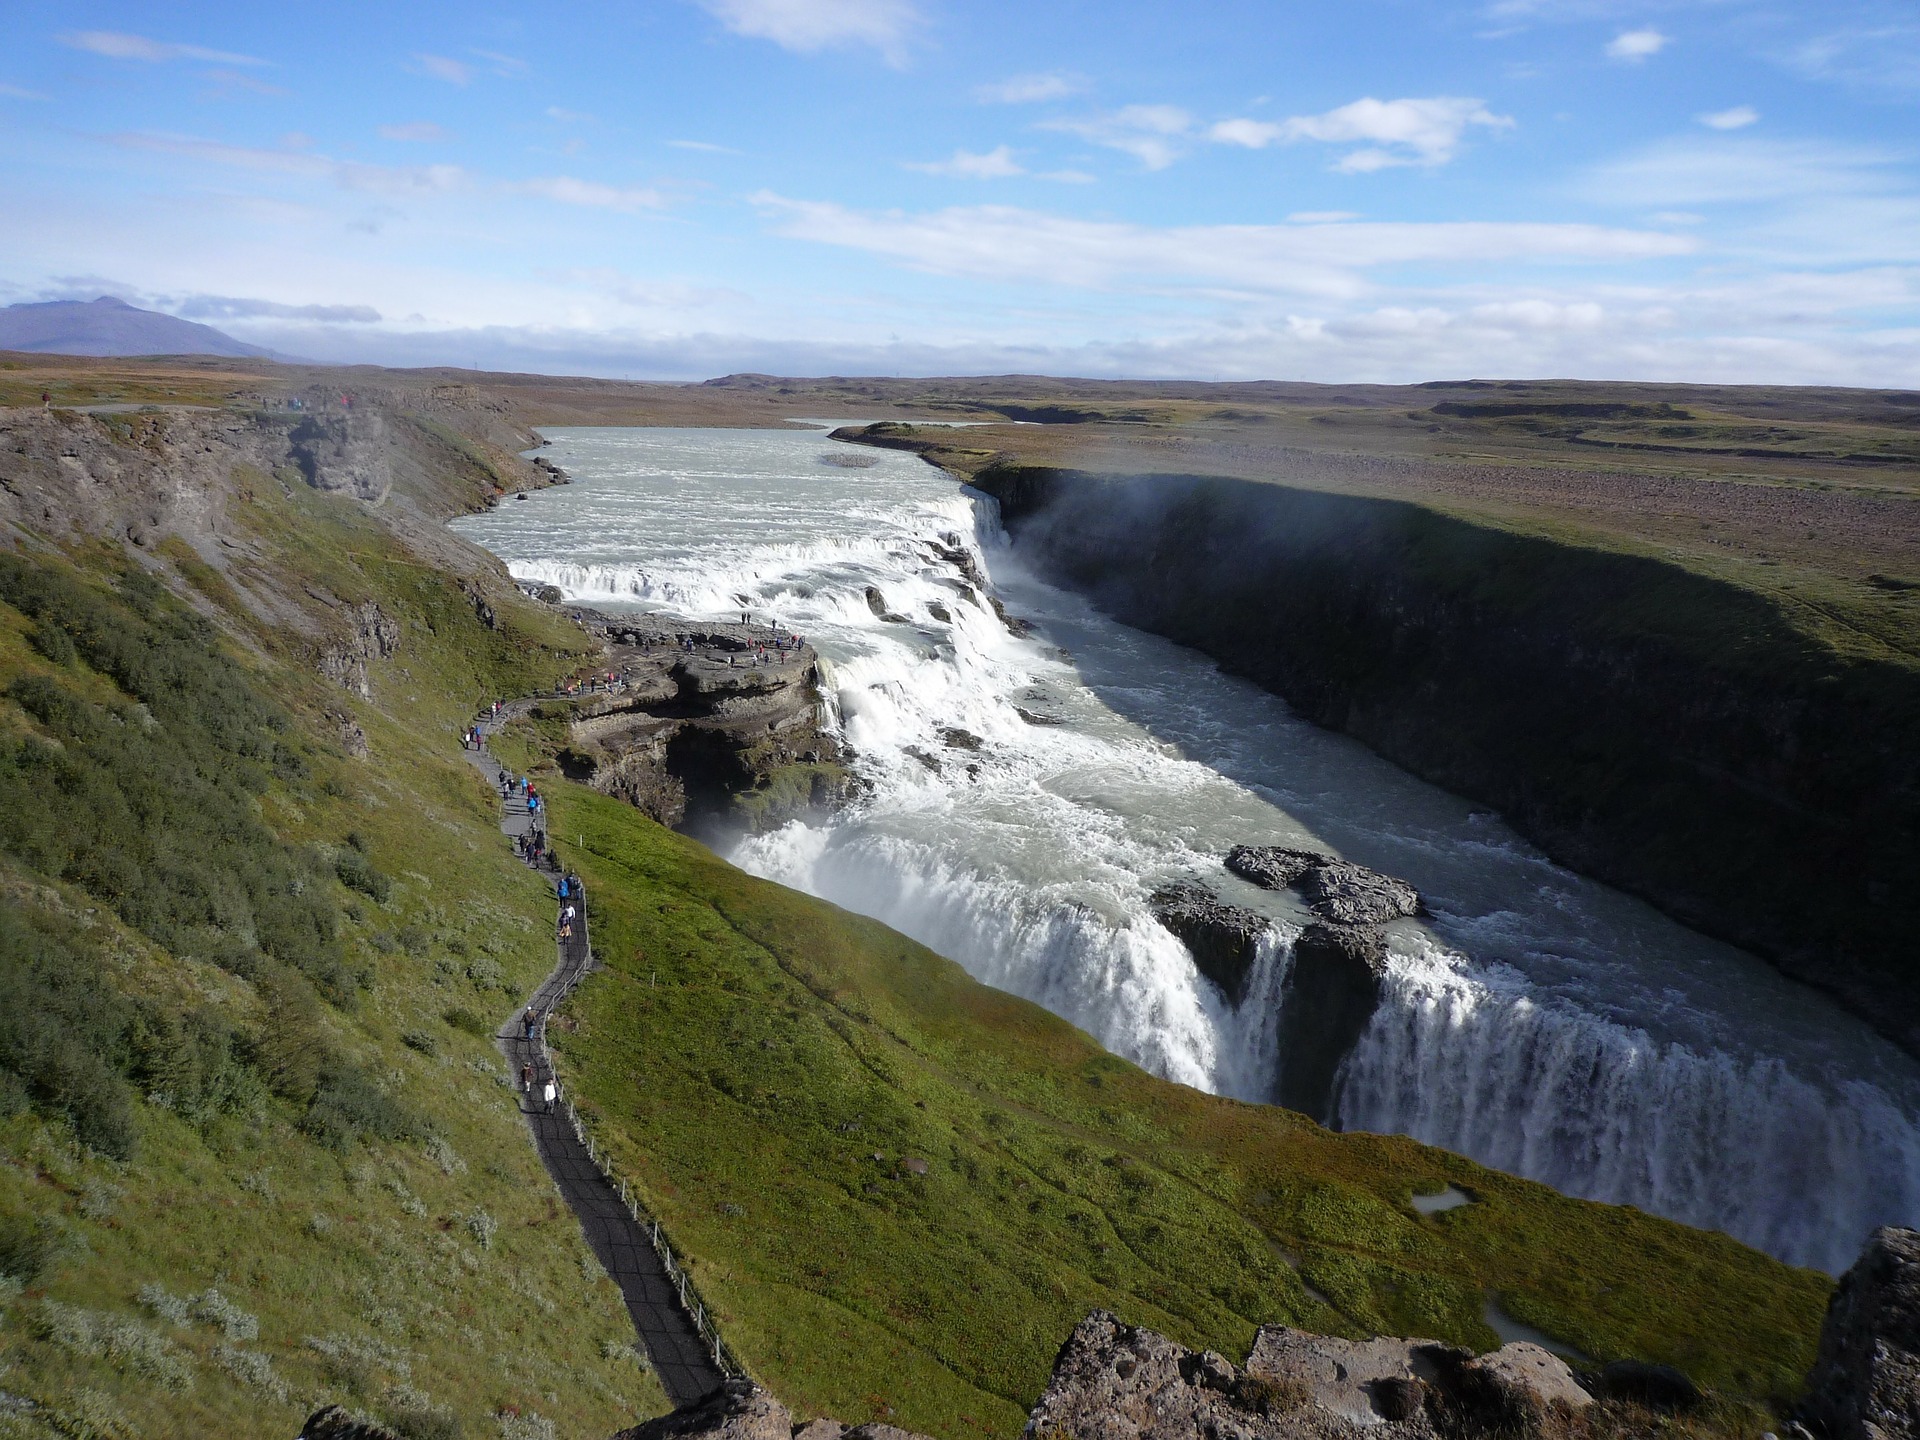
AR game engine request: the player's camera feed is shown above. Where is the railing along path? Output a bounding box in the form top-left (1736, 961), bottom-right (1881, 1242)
top-left (463, 708), bottom-right (738, 1403)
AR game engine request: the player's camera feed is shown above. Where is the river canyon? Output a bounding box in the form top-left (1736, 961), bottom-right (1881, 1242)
top-left (452, 422), bottom-right (1920, 1277)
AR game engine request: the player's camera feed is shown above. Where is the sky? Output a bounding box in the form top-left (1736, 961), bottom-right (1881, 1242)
top-left (1, 0), bottom-right (1917, 386)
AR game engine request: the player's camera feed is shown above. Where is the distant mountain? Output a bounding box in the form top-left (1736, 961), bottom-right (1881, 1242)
top-left (0, 296), bottom-right (273, 359)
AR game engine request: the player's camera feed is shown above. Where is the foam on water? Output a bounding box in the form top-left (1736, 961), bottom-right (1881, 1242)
top-left (453, 423), bottom-right (1920, 1273)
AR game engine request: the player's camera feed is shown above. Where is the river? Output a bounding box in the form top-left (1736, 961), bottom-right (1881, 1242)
top-left (451, 422), bottom-right (1920, 1275)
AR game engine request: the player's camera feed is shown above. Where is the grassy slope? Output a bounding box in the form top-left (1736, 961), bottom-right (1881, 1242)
top-left (533, 779), bottom-right (1829, 1439)
top-left (0, 449), bottom-right (671, 1436)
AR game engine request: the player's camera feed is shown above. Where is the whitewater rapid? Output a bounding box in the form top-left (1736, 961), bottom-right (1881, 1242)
top-left (452, 423), bottom-right (1920, 1274)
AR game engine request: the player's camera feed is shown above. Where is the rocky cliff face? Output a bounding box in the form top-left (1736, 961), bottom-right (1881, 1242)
top-left (970, 463), bottom-right (1920, 1060)
top-left (0, 391), bottom-right (565, 743)
top-left (1800, 1227), bottom-right (1920, 1440)
top-left (556, 610), bottom-right (853, 837)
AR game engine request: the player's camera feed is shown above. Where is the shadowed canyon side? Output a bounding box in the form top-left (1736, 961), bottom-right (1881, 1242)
top-left (965, 461), bottom-right (1920, 1059)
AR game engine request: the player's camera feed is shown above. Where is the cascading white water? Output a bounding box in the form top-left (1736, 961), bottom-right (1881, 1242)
top-left (452, 423), bottom-right (1920, 1274)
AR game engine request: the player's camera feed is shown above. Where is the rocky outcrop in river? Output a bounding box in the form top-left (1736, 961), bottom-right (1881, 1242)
top-left (1150, 881), bottom-right (1269, 1001)
top-left (1228, 845), bottom-right (1422, 926)
top-left (1143, 844), bottom-right (1422, 1120)
top-left (555, 609), bottom-right (854, 836)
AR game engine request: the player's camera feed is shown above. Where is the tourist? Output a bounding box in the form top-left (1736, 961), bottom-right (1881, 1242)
top-left (542, 1079), bottom-right (557, 1114)
top-left (521, 1062), bottom-right (534, 1096)
top-left (522, 1007), bottom-right (538, 1040)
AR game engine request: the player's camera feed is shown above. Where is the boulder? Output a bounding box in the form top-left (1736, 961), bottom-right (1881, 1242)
top-left (1459, 1343), bottom-right (1594, 1423)
top-left (1299, 861), bottom-right (1422, 927)
top-left (789, 1424), bottom-right (844, 1440)
top-left (863, 586), bottom-right (909, 624)
top-left (1245, 1325), bottom-right (1459, 1428)
top-left (1150, 882), bottom-right (1270, 1002)
top-left (1227, 845), bottom-right (1327, 891)
top-left (1799, 1226), bottom-right (1920, 1440)
top-left (1026, 1309), bottom-right (1369, 1440)
top-left (1224, 846), bottom-right (1420, 927)
top-left (1273, 924), bottom-right (1389, 1120)
top-left (614, 1380), bottom-right (792, 1440)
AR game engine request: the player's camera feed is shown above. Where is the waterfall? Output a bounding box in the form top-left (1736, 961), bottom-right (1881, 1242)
top-left (452, 422), bottom-right (1920, 1275)
top-left (1333, 938), bottom-right (1920, 1274)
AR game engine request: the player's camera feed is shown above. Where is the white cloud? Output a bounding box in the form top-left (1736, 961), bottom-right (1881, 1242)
top-left (1210, 118), bottom-right (1284, 149)
top-left (669, 139), bottom-right (741, 153)
top-left (1606, 28), bottom-right (1669, 61)
top-left (1211, 96), bottom-right (1513, 171)
top-left (59, 30), bottom-right (268, 66)
top-left (108, 130), bottom-right (675, 215)
top-left (178, 295), bottom-right (382, 323)
top-left (1044, 105), bottom-right (1193, 170)
top-left (1782, 23), bottom-right (1920, 93)
top-left (111, 131), bottom-right (468, 196)
top-left (470, 49), bottom-right (526, 77)
top-left (518, 176), bottom-right (665, 211)
top-left (975, 72), bottom-right (1085, 104)
top-left (416, 53), bottom-right (472, 85)
top-left (906, 145), bottom-right (1025, 179)
top-left (0, 82), bottom-right (47, 100)
top-left (380, 121), bottom-right (451, 143)
top-left (699, 0), bottom-right (922, 64)
top-left (1289, 211), bottom-right (1362, 223)
top-left (1580, 136), bottom-right (1903, 207)
top-left (1699, 106), bottom-right (1759, 130)
top-left (548, 107), bottom-right (594, 124)
top-left (752, 193), bottom-right (1697, 300)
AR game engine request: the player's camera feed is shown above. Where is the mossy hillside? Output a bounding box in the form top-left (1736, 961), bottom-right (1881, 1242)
top-left (529, 776), bottom-right (1829, 1439)
top-left (0, 498), bottom-right (665, 1434)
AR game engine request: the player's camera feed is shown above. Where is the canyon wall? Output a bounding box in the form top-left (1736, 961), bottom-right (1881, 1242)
top-left (971, 463), bottom-right (1920, 1057)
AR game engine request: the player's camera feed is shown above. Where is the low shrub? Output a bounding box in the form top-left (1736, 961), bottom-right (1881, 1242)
top-left (442, 1007), bottom-right (491, 1038)
top-left (302, 1063), bottom-right (422, 1151)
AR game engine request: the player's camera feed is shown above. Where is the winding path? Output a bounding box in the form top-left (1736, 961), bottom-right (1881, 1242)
top-left (462, 712), bottom-right (725, 1405)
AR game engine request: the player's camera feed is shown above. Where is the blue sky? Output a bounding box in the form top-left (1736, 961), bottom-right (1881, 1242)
top-left (1, 0), bottom-right (1916, 384)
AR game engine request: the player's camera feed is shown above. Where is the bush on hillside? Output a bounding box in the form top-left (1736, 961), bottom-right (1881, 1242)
top-left (0, 555), bottom-right (349, 998)
top-left (0, 554), bottom-right (407, 1156)
top-left (0, 906), bottom-right (137, 1159)
top-left (301, 1062), bottom-right (421, 1151)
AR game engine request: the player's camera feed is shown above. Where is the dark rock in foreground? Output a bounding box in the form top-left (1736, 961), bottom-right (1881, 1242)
top-left (1800, 1226), bottom-right (1920, 1440)
top-left (1025, 1310), bottom-right (1591, 1440)
top-left (1150, 881), bottom-right (1270, 1002)
top-left (1275, 923), bottom-right (1389, 1121)
top-left (1227, 845), bottom-right (1421, 926)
